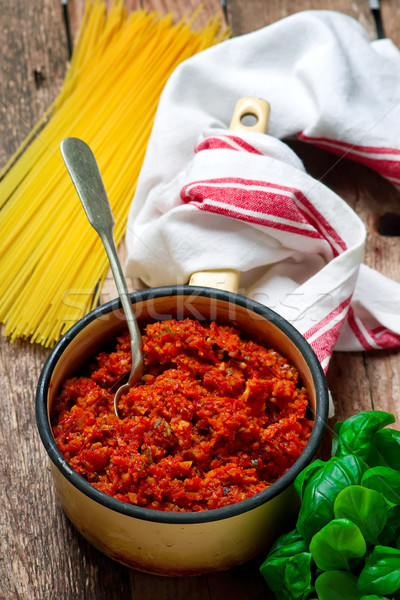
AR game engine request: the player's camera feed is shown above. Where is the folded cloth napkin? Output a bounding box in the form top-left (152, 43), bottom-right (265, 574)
top-left (125, 9), bottom-right (400, 372)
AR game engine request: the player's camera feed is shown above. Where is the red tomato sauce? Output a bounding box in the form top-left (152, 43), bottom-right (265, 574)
top-left (51, 319), bottom-right (313, 512)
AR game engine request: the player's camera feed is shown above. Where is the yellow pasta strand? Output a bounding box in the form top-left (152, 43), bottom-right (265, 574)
top-left (0, 1), bottom-right (229, 347)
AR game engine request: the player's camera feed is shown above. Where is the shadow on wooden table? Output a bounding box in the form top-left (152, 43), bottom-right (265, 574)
top-left (61, 508), bottom-right (271, 600)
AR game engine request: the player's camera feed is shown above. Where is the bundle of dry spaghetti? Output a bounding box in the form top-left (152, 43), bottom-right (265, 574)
top-left (0, 0), bottom-right (228, 347)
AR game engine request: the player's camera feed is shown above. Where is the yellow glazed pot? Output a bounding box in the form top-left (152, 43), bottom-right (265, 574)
top-left (36, 286), bottom-right (329, 576)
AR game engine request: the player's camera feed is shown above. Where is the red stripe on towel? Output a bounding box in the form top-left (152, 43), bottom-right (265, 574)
top-left (298, 133), bottom-right (400, 186)
top-left (195, 135), bottom-right (263, 155)
top-left (181, 177), bottom-right (347, 256)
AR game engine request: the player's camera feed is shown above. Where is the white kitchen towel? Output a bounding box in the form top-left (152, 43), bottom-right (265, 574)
top-left (125, 9), bottom-right (400, 372)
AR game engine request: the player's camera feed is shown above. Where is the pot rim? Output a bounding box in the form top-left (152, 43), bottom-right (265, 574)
top-left (36, 285), bottom-right (329, 525)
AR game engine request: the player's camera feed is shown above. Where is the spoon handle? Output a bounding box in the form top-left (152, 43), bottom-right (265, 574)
top-left (60, 137), bottom-right (143, 379)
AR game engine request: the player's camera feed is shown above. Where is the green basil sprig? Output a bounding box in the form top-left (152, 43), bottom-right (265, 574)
top-left (259, 410), bottom-right (400, 600)
top-left (309, 518), bottom-right (367, 571)
top-left (358, 546), bottom-right (400, 596)
top-left (296, 454), bottom-right (365, 542)
top-left (333, 486), bottom-right (388, 544)
top-left (333, 412), bottom-right (395, 460)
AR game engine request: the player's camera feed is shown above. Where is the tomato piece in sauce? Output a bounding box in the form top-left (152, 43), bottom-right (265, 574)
top-left (51, 318), bottom-right (312, 512)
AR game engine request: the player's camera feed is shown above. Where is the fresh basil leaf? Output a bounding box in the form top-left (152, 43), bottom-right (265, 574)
top-left (296, 454), bottom-right (365, 541)
top-left (315, 570), bottom-right (361, 600)
top-left (261, 531), bottom-right (314, 598)
top-left (358, 545), bottom-right (400, 595)
top-left (379, 506), bottom-right (400, 546)
top-left (267, 529), bottom-right (309, 559)
top-left (362, 466), bottom-right (400, 506)
top-left (259, 555), bottom-right (288, 592)
top-left (283, 552), bottom-right (313, 599)
top-left (335, 411), bottom-right (395, 460)
top-left (274, 591), bottom-right (291, 600)
top-left (294, 459), bottom-right (326, 501)
top-left (309, 518), bottom-right (366, 571)
top-left (334, 485), bottom-right (389, 544)
top-left (331, 420), bottom-right (343, 457)
top-left (360, 596), bottom-right (387, 599)
top-left (367, 428), bottom-right (400, 470)
top-left (260, 530), bottom-right (312, 595)
top-left (260, 551), bottom-right (313, 597)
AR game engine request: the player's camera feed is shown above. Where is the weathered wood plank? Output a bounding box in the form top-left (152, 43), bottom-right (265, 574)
top-left (130, 570), bottom-right (212, 599)
top-left (0, 338), bottom-right (133, 600)
top-left (0, 1), bottom-right (67, 163)
top-left (208, 558), bottom-right (268, 600)
top-left (0, 2), bottom-right (132, 598)
top-left (2, 1), bottom-right (400, 600)
top-left (381, 0), bottom-right (400, 41)
top-left (227, 0), bottom-right (376, 38)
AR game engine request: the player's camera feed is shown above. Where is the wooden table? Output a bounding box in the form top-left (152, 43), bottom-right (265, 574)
top-left (1, 1), bottom-right (400, 598)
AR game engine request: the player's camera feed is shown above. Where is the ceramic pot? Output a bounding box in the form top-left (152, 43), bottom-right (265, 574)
top-left (36, 285), bottom-right (329, 576)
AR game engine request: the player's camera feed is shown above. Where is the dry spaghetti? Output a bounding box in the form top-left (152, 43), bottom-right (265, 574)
top-left (0, 1), bottom-right (229, 347)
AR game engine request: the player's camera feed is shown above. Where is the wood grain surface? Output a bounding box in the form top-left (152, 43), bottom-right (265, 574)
top-left (1, 1), bottom-right (400, 599)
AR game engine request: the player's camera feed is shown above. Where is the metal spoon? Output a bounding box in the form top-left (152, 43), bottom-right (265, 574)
top-left (60, 137), bottom-right (144, 418)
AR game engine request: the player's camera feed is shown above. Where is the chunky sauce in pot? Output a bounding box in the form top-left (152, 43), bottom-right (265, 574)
top-left (51, 318), bottom-right (313, 512)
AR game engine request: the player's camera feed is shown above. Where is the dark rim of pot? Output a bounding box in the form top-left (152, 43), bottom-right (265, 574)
top-left (36, 285), bottom-right (329, 525)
